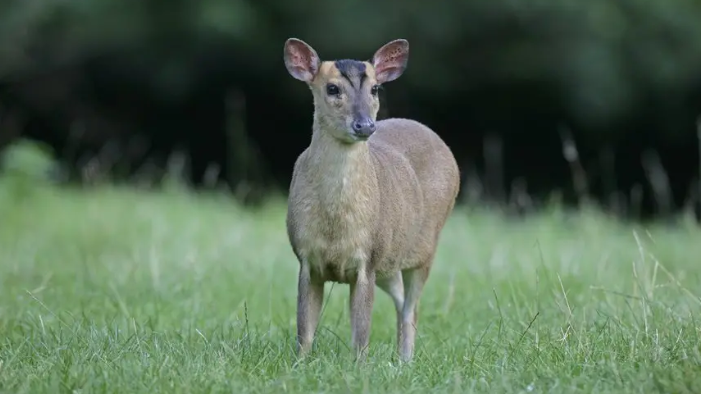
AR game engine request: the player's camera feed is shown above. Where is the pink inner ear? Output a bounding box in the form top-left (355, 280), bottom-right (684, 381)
top-left (290, 47), bottom-right (309, 69)
top-left (376, 62), bottom-right (399, 77)
top-left (377, 49), bottom-right (403, 72)
top-left (286, 42), bottom-right (318, 80)
top-left (374, 43), bottom-right (407, 81)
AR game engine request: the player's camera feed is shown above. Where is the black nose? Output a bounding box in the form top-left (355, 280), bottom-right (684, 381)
top-left (352, 118), bottom-right (376, 137)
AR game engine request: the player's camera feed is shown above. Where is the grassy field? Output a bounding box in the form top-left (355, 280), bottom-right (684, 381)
top-left (1, 162), bottom-right (701, 392)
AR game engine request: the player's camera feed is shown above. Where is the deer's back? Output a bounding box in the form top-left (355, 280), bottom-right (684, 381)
top-left (367, 118), bottom-right (460, 274)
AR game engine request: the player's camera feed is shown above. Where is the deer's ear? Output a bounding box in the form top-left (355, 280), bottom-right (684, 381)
top-left (284, 38), bottom-right (320, 83)
top-left (372, 39), bottom-right (409, 84)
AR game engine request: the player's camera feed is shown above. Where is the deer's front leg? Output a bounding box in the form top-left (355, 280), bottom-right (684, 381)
top-left (349, 267), bottom-right (376, 361)
top-left (297, 262), bottom-right (324, 357)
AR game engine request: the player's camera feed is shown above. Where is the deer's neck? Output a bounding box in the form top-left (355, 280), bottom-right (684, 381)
top-left (308, 119), bottom-right (375, 207)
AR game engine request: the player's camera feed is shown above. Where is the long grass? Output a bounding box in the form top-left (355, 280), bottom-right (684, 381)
top-left (1, 149), bottom-right (701, 393)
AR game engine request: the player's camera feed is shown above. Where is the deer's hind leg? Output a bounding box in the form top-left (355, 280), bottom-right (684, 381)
top-left (376, 272), bottom-right (404, 354)
top-left (399, 265), bottom-right (430, 362)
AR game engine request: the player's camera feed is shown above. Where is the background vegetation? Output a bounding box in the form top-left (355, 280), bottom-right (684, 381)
top-left (1, 1), bottom-right (701, 392)
top-left (2, 0), bottom-right (701, 217)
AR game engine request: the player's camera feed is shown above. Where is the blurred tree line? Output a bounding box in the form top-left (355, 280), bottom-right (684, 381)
top-left (1, 0), bottom-right (701, 219)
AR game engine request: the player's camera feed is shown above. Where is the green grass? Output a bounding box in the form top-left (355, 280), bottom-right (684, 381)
top-left (1, 175), bottom-right (701, 393)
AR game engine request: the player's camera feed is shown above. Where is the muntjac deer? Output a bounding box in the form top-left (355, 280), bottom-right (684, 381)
top-left (284, 38), bottom-right (460, 362)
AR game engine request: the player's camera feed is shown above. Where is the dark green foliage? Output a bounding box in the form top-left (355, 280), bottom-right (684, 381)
top-left (2, 0), bottom-right (701, 138)
top-left (2, 0), bottom-right (701, 217)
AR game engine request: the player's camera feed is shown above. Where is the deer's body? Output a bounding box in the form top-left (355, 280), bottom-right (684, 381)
top-left (288, 118), bottom-right (458, 284)
top-left (283, 38), bottom-right (459, 362)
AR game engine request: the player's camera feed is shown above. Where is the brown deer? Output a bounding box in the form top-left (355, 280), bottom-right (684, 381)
top-left (284, 38), bottom-right (460, 362)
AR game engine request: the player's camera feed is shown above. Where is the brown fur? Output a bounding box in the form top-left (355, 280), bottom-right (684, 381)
top-left (283, 38), bottom-right (460, 362)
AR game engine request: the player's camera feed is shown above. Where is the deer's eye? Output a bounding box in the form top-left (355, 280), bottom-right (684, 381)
top-left (326, 84), bottom-right (340, 96)
top-left (370, 85), bottom-right (380, 96)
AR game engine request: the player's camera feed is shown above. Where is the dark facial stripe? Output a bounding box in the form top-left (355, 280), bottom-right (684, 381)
top-left (334, 59), bottom-right (366, 89)
top-left (334, 59), bottom-right (372, 121)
